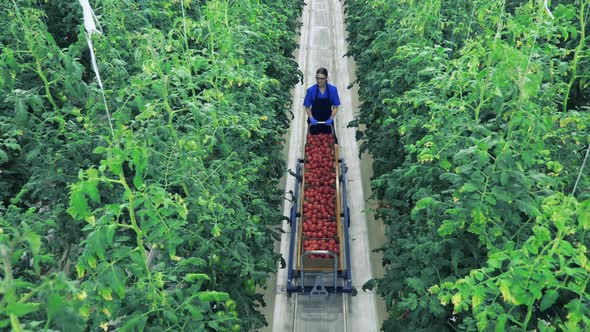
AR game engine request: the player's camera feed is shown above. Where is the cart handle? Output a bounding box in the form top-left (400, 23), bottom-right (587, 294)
top-left (307, 121), bottom-right (335, 136)
top-left (300, 250), bottom-right (339, 291)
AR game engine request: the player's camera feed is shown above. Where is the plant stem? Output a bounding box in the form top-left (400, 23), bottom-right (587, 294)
top-left (18, 283), bottom-right (48, 304)
top-left (562, 1), bottom-right (586, 112)
top-left (118, 173), bottom-right (152, 280)
top-left (2, 244), bottom-right (23, 332)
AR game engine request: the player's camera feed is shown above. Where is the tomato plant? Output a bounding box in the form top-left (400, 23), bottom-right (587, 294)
top-left (345, 0), bottom-right (590, 330)
top-left (1, 0), bottom-right (304, 330)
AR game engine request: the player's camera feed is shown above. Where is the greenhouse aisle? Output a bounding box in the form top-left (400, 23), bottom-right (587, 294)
top-left (261, 0), bottom-right (387, 330)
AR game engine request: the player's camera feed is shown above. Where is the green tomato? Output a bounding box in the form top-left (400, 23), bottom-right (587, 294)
top-left (226, 299), bottom-right (236, 311)
top-left (245, 278), bottom-right (256, 292)
top-left (209, 254), bottom-right (220, 264)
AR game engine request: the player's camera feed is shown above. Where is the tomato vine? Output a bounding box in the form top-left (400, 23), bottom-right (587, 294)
top-left (0, 0), bottom-right (303, 330)
top-left (345, 0), bottom-right (589, 330)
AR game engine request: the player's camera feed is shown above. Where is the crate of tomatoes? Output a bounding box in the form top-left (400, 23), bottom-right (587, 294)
top-left (301, 132), bottom-right (341, 262)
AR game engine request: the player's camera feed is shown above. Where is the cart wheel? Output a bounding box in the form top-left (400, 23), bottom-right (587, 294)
top-left (351, 287), bottom-right (358, 296)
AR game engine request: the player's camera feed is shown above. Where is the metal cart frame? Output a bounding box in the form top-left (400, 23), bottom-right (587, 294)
top-left (286, 125), bottom-right (352, 294)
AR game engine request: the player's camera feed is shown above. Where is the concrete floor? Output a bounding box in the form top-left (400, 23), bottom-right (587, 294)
top-left (259, 0), bottom-right (387, 331)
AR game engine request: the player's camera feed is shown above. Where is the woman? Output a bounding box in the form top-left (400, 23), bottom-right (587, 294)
top-left (303, 68), bottom-right (341, 135)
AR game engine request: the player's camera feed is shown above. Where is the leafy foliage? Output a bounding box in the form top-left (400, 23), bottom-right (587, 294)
top-left (1, 0), bottom-right (303, 330)
top-left (344, 0), bottom-right (590, 330)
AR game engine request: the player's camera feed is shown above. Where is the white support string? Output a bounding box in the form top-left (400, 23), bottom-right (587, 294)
top-left (544, 0), bottom-right (554, 19)
top-left (79, 0), bottom-right (115, 140)
top-left (572, 144), bottom-right (590, 196)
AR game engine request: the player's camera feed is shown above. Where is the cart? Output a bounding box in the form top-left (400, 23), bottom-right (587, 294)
top-left (286, 122), bottom-right (353, 295)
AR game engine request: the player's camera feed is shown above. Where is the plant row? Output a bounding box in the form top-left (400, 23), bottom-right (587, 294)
top-left (0, 0), bottom-right (303, 330)
top-left (344, 0), bottom-right (590, 331)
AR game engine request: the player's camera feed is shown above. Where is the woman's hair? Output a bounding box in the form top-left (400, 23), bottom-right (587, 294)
top-left (316, 68), bottom-right (329, 77)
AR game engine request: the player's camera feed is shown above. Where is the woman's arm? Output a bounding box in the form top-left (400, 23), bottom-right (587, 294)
top-left (303, 86), bottom-right (314, 118)
top-left (330, 85), bottom-right (341, 119)
top-left (330, 106), bottom-right (338, 119)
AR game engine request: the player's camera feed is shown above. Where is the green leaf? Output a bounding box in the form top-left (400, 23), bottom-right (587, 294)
top-left (104, 225), bottom-right (116, 245)
top-left (439, 159), bottom-right (451, 171)
top-left (557, 62), bottom-right (568, 75)
top-left (26, 232), bottom-right (41, 255)
top-left (163, 309), bottom-right (179, 324)
top-left (362, 278), bottom-right (376, 292)
top-left (0, 149), bottom-right (8, 164)
top-left (415, 197), bottom-right (434, 210)
top-left (493, 86), bottom-right (503, 97)
top-left (119, 313), bottom-right (147, 332)
top-left (106, 148), bottom-right (125, 175)
top-left (438, 219), bottom-right (464, 236)
top-left (197, 291), bottom-right (229, 302)
top-left (88, 230), bottom-right (106, 260)
top-left (212, 224), bottom-right (221, 238)
top-left (6, 303), bottom-right (40, 317)
top-left (76, 263), bottom-right (85, 278)
top-left (87, 255), bottom-right (97, 269)
top-left (540, 289), bottom-right (559, 312)
top-left (515, 199), bottom-right (541, 218)
top-left (86, 168), bottom-right (100, 180)
top-left (429, 299), bottom-right (445, 316)
top-left (207, 320), bottom-right (220, 330)
top-left (578, 200), bottom-right (590, 230)
top-left (406, 277), bottom-right (425, 292)
top-left (498, 279), bottom-right (515, 304)
top-left (537, 319), bottom-right (556, 332)
top-left (532, 225), bottom-right (551, 243)
top-left (93, 146), bottom-right (107, 154)
top-left (132, 147), bottom-right (148, 188)
top-left (564, 299), bottom-right (583, 324)
top-left (476, 309), bottom-right (488, 330)
top-left (133, 173), bottom-right (144, 189)
top-left (412, 197), bottom-right (435, 218)
top-left (83, 180), bottom-right (101, 203)
top-left (495, 313), bottom-right (508, 332)
top-left (460, 182), bottom-right (479, 193)
top-left (185, 273), bottom-right (211, 283)
top-left (68, 183), bottom-right (92, 220)
top-left (108, 267), bottom-right (126, 299)
top-left (472, 287), bottom-right (485, 309)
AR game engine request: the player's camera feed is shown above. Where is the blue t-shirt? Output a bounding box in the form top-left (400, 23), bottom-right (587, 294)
top-left (303, 83), bottom-right (341, 108)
